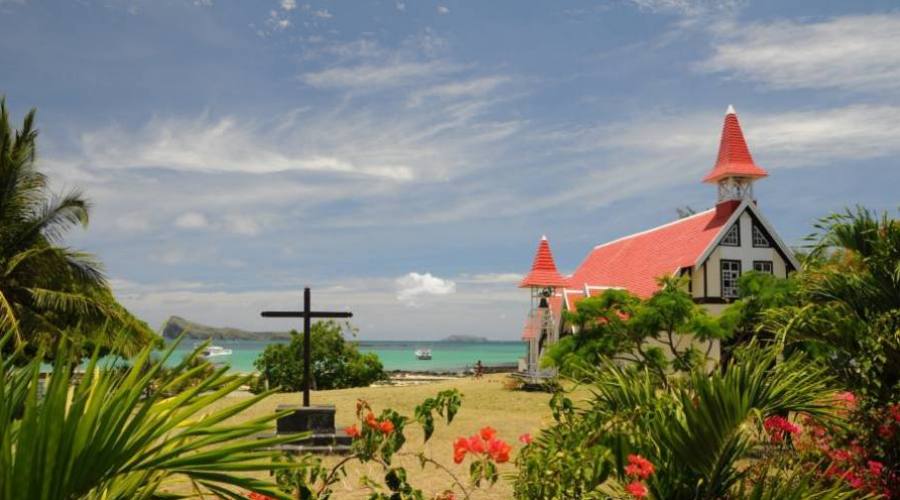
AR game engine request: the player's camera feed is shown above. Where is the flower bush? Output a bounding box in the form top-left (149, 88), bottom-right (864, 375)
top-left (451, 426), bottom-right (513, 486)
top-left (789, 393), bottom-right (900, 497)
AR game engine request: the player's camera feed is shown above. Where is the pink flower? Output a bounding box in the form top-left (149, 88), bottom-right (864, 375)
top-left (625, 481), bottom-right (648, 498)
top-left (836, 391), bottom-right (857, 410)
top-left (518, 433), bottom-right (533, 445)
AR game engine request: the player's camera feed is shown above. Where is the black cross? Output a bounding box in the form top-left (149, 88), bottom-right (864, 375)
top-left (261, 287), bottom-right (353, 406)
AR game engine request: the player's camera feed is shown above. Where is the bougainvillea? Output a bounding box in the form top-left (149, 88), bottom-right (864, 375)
top-left (623, 454), bottom-right (655, 498)
top-left (763, 415), bottom-right (801, 443)
top-left (452, 426), bottom-right (514, 485)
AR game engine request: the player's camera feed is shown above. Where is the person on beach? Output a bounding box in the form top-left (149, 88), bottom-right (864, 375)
top-left (474, 360), bottom-right (484, 378)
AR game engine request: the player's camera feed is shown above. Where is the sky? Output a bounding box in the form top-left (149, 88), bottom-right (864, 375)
top-left (1, 0), bottom-right (898, 340)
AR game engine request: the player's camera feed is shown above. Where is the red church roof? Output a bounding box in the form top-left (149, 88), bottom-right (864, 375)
top-left (703, 106), bottom-right (768, 183)
top-left (519, 236), bottom-right (568, 288)
top-left (567, 201), bottom-right (739, 298)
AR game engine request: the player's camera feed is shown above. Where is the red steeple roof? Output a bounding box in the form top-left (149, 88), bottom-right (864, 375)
top-left (703, 105), bottom-right (768, 183)
top-left (519, 235), bottom-right (568, 288)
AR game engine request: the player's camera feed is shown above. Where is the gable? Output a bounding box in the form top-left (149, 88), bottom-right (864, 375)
top-left (695, 199), bottom-right (799, 271)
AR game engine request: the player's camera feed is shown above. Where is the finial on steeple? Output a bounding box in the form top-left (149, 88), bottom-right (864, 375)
top-left (541, 234), bottom-right (547, 241)
top-left (726, 104), bottom-right (736, 115)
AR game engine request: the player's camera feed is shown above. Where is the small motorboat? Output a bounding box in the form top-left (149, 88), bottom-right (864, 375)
top-left (415, 348), bottom-right (432, 360)
top-left (201, 345), bottom-right (233, 359)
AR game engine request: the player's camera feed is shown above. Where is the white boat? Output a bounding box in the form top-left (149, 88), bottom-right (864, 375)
top-left (415, 348), bottom-right (432, 360)
top-left (201, 345), bottom-right (233, 358)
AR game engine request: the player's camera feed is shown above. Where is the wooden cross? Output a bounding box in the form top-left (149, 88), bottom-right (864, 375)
top-left (261, 287), bottom-right (353, 406)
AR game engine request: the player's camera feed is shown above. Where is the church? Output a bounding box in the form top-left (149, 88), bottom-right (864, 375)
top-left (518, 106), bottom-right (799, 379)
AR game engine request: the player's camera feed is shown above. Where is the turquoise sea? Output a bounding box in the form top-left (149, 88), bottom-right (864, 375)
top-left (168, 340), bottom-right (525, 373)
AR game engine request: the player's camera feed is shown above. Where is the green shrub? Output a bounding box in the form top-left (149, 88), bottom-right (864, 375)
top-left (254, 320), bottom-right (386, 392)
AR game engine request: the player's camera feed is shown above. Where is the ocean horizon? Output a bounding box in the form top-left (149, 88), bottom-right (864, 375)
top-left (167, 339), bottom-right (525, 373)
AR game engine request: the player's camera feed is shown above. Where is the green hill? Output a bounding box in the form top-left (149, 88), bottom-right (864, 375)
top-left (161, 316), bottom-right (293, 341)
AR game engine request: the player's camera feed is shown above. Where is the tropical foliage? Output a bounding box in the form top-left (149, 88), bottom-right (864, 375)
top-left (0, 334), bottom-right (304, 500)
top-left (515, 345), bottom-right (864, 499)
top-left (0, 99), bottom-right (155, 359)
top-left (253, 321), bottom-right (386, 392)
top-left (544, 275), bottom-right (725, 382)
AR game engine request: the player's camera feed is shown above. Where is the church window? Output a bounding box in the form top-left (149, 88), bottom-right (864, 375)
top-left (721, 224), bottom-right (740, 246)
top-left (753, 261), bottom-right (773, 274)
top-left (721, 260), bottom-right (741, 298)
top-left (752, 224), bottom-right (771, 247)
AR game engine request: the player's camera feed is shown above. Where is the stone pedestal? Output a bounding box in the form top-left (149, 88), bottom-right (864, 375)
top-left (273, 404), bottom-right (352, 454)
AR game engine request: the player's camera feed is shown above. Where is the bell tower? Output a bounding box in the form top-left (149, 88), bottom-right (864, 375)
top-left (703, 105), bottom-right (768, 204)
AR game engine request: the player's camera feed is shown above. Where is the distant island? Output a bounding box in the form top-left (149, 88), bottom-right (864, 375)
top-left (441, 335), bottom-right (490, 343)
top-left (161, 316), bottom-right (293, 341)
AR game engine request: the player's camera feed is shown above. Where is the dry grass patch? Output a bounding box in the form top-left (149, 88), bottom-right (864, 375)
top-left (163, 374), bottom-right (569, 499)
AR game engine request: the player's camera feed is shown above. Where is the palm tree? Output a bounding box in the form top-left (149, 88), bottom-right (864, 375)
top-left (0, 98), bottom-right (154, 357)
top-left (764, 206), bottom-right (900, 398)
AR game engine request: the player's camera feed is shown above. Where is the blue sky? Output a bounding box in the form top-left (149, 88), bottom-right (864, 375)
top-left (1, 0), bottom-right (898, 339)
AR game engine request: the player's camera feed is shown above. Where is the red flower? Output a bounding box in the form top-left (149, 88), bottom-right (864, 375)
top-left (878, 424), bottom-right (895, 439)
top-left (487, 438), bottom-right (511, 463)
top-left (625, 481), bottom-right (648, 498)
top-left (379, 420), bottom-right (395, 434)
top-left (518, 433), bottom-right (533, 445)
top-left (467, 435), bottom-right (485, 454)
top-left (889, 403), bottom-right (900, 423)
top-left (763, 416), bottom-right (800, 443)
top-left (247, 493), bottom-right (275, 500)
top-left (846, 472), bottom-right (864, 489)
top-left (345, 424), bottom-right (360, 438)
top-left (365, 412), bottom-right (378, 428)
top-left (868, 460), bottom-right (884, 476)
top-left (453, 437), bottom-right (469, 464)
top-left (625, 454), bottom-right (655, 480)
top-left (479, 426), bottom-right (497, 441)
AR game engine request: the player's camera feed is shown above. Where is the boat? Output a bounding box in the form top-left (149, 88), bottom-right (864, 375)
top-left (415, 348), bottom-right (432, 360)
top-left (201, 345), bottom-right (233, 359)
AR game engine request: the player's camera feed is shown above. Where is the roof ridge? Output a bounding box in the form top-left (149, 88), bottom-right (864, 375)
top-left (592, 208), bottom-right (715, 250)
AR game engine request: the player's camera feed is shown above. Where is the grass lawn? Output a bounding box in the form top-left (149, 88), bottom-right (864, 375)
top-left (164, 374), bottom-right (565, 499)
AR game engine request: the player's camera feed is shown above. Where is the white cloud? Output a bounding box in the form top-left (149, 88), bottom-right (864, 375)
top-left (280, 0), bottom-right (296, 11)
top-left (396, 272), bottom-right (456, 306)
top-left (301, 60), bottom-right (459, 90)
top-left (174, 211), bottom-right (209, 229)
top-left (623, 0), bottom-right (742, 16)
top-left (223, 214), bottom-right (262, 236)
top-left (312, 8), bottom-right (332, 19)
top-left (460, 273), bottom-right (523, 284)
top-left (115, 213), bottom-right (153, 232)
top-left (78, 115), bottom-right (415, 181)
top-left (436, 5), bottom-right (449, 15)
top-left (407, 76), bottom-right (509, 106)
top-left (395, 2), bottom-right (405, 11)
top-left (701, 14), bottom-right (900, 92)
